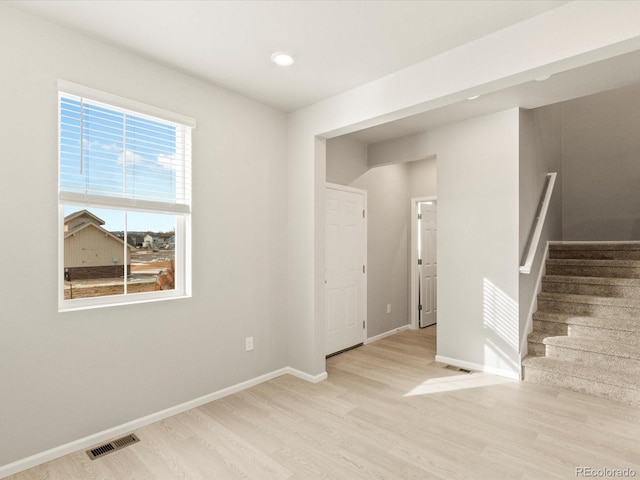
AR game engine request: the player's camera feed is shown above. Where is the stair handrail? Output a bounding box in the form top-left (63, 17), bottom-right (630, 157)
top-left (520, 172), bottom-right (557, 274)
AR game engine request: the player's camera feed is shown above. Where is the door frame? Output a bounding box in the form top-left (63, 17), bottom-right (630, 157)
top-left (410, 195), bottom-right (437, 330)
top-left (325, 182), bottom-right (368, 350)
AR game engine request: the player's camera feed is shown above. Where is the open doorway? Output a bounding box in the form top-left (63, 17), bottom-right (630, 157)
top-left (411, 197), bottom-right (437, 329)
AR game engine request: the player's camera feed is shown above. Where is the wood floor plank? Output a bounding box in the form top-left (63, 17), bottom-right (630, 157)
top-left (7, 326), bottom-right (640, 480)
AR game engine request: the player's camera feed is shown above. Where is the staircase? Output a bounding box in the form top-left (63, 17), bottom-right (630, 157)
top-left (522, 243), bottom-right (640, 406)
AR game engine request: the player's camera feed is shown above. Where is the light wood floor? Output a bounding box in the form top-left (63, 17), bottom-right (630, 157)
top-left (9, 327), bottom-right (640, 479)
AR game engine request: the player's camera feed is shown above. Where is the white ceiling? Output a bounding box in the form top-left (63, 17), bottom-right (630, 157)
top-left (350, 48), bottom-right (640, 144)
top-left (6, 0), bottom-right (568, 112)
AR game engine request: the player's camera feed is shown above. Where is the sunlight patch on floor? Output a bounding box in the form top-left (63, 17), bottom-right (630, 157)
top-left (404, 372), bottom-right (515, 396)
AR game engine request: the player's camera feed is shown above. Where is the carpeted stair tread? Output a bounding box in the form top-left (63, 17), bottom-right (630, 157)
top-left (549, 243), bottom-right (640, 261)
top-left (532, 311), bottom-right (640, 332)
top-left (546, 258), bottom-right (640, 268)
top-left (542, 275), bottom-right (640, 299)
top-left (538, 291), bottom-right (640, 308)
top-left (527, 331), bottom-right (557, 357)
top-left (522, 356), bottom-right (640, 390)
top-left (526, 242), bottom-right (640, 403)
top-left (545, 259), bottom-right (640, 279)
top-left (542, 336), bottom-right (640, 360)
top-left (543, 275), bottom-right (640, 286)
top-left (528, 331), bottom-right (553, 344)
top-left (550, 243), bottom-right (640, 252)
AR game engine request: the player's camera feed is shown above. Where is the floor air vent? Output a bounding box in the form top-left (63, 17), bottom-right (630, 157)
top-left (86, 434), bottom-right (140, 460)
top-left (445, 365), bottom-right (472, 373)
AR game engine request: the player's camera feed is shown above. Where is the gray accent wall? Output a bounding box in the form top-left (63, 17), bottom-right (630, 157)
top-left (560, 83), bottom-right (640, 240)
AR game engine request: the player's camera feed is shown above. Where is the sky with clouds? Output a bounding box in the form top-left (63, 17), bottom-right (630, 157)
top-left (60, 95), bottom-right (186, 232)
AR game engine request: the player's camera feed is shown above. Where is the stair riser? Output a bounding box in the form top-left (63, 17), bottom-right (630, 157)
top-left (529, 244), bottom-right (640, 405)
top-left (542, 281), bottom-right (640, 299)
top-left (550, 250), bottom-right (640, 261)
top-left (568, 324), bottom-right (640, 346)
top-left (546, 264), bottom-right (640, 278)
top-left (523, 366), bottom-right (640, 407)
top-left (532, 320), bottom-right (568, 336)
top-left (545, 345), bottom-right (640, 375)
top-left (537, 300), bottom-right (640, 318)
top-left (527, 342), bottom-right (545, 356)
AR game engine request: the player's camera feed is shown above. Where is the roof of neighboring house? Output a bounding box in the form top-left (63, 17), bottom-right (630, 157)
top-left (64, 221), bottom-right (135, 252)
top-left (64, 209), bottom-right (105, 226)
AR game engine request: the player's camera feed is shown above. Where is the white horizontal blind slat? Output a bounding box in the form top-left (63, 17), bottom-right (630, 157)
top-left (59, 92), bottom-right (192, 208)
top-left (59, 192), bottom-right (191, 215)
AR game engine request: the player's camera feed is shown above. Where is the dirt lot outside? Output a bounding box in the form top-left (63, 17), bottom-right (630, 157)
top-left (64, 250), bottom-right (174, 300)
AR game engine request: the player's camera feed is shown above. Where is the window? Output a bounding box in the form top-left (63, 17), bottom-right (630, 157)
top-left (58, 81), bottom-right (194, 310)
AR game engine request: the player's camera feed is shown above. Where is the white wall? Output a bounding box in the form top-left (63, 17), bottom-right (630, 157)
top-left (0, 5), bottom-right (287, 468)
top-left (368, 132), bottom-right (431, 168)
top-left (408, 158), bottom-right (438, 200)
top-left (4, 0), bottom-right (640, 472)
top-left (561, 83), bottom-right (640, 240)
top-left (433, 110), bottom-right (520, 378)
top-left (518, 107), bottom-right (563, 356)
top-left (325, 135), bottom-right (368, 185)
top-left (360, 111), bottom-right (521, 377)
top-left (326, 137), bottom-right (437, 338)
top-left (288, 1), bottom-right (640, 380)
top-left (350, 164), bottom-right (410, 337)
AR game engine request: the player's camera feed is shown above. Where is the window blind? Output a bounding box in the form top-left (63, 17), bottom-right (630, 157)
top-left (58, 91), bottom-right (192, 215)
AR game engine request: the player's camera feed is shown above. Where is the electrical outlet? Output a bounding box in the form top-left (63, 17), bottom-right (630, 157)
top-left (245, 336), bottom-right (254, 351)
top-left (387, 304), bottom-right (391, 314)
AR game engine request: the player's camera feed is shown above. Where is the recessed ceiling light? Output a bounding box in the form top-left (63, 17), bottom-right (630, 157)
top-left (271, 52), bottom-right (295, 67)
top-left (467, 95), bottom-right (480, 100)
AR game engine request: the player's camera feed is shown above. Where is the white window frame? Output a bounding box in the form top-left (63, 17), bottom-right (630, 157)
top-left (58, 81), bottom-right (194, 311)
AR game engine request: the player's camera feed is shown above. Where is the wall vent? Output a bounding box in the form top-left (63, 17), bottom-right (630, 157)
top-left (86, 433), bottom-right (140, 460)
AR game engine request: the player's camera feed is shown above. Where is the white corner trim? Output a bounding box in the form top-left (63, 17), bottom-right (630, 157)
top-left (435, 355), bottom-right (520, 381)
top-left (365, 324), bottom-right (410, 344)
top-left (285, 367), bottom-right (328, 384)
top-left (0, 366), bottom-right (325, 479)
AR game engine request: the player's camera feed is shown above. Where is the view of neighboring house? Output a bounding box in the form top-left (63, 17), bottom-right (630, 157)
top-left (161, 234), bottom-right (175, 249)
top-left (63, 210), bottom-right (133, 280)
top-left (142, 234), bottom-right (155, 249)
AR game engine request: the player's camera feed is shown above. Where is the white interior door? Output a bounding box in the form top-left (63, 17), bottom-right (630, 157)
top-left (325, 185), bottom-right (366, 356)
top-left (419, 201), bottom-right (437, 328)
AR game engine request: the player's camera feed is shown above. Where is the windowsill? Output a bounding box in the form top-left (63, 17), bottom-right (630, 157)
top-left (58, 290), bottom-right (191, 312)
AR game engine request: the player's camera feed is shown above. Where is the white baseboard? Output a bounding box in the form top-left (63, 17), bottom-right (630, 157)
top-left (435, 355), bottom-right (520, 380)
top-left (365, 324), bottom-right (410, 344)
top-left (285, 367), bottom-right (327, 384)
top-left (0, 366), bottom-right (327, 479)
